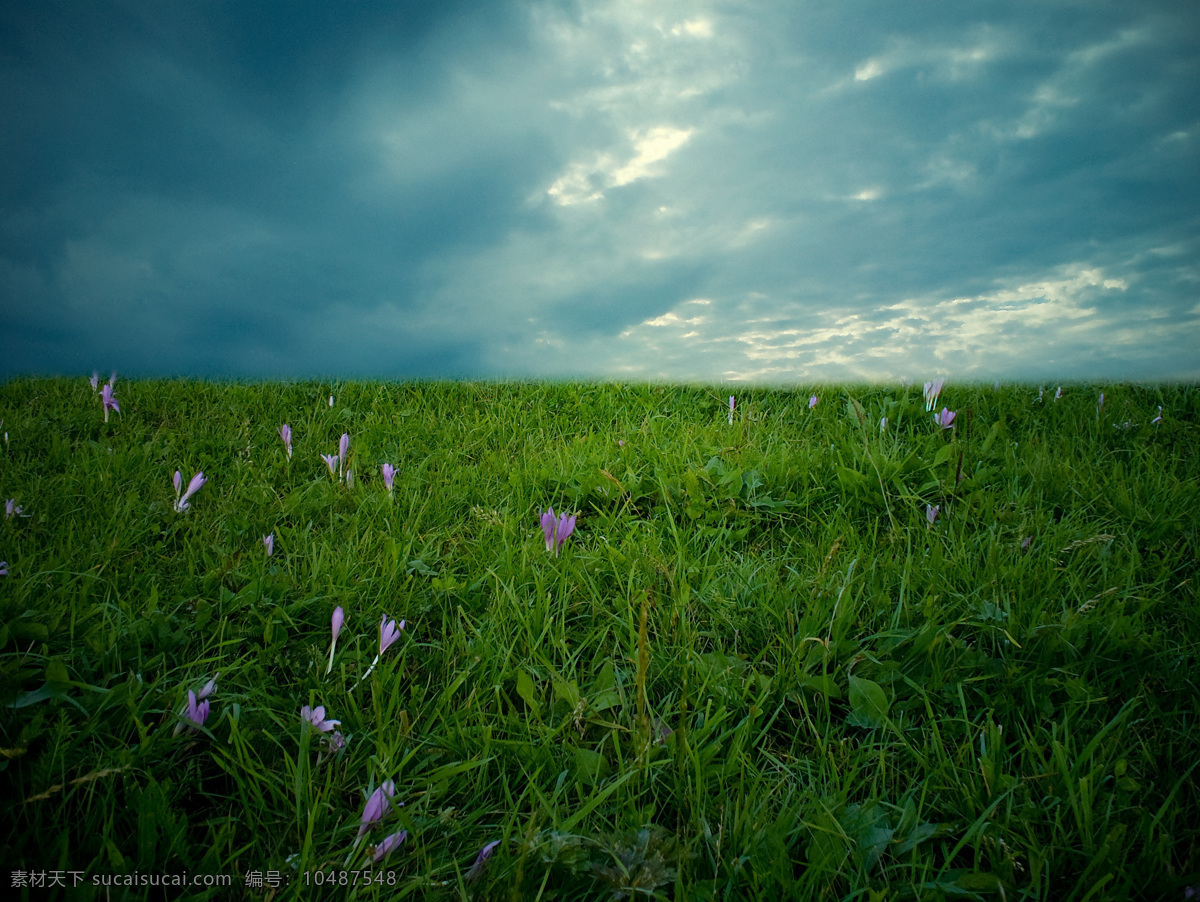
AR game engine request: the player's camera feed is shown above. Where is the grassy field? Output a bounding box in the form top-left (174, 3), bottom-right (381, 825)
top-left (1, 377), bottom-right (1197, 901)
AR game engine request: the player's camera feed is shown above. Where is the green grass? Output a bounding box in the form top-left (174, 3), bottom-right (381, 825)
top-left (1, 377), bottom-right (1197, 901)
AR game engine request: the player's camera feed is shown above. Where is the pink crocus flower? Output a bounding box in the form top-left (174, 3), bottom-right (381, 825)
top-left (174, 470), bottom-right (206, 512)
top-left (879, 416), bottom-right (888, 433)
top-left (923, 379), bottom-right (944, 411)
top-left (379, 615), bottom-right (404, 656)
top-left (933, 408), bottom-right (956, 429)
top-left (468, 840), bottom-right (501, 881)
top-left (5, 499), bottom-right (24, 519)
top-left (358, 780), bottom-right (396, 837)
top-left (174, 688), bottom-right (212, 735)
top-left (326, 605), bottom-right (345, 675)
top-left (329, 395), bottom-right (334, 407)
top-left (90, 371), bottom-right (99, 391)
top-left (197, 674), bottom-right (219, 701)
top-left (321, 453), bottom-right (338, 477)
top-left (808, 394), bottom-right (818, 409)
top-left (539, 508), bottom-right (576, 556)
top-left (926, 504), bottom-right (940, 527)
top-left (279, 424), bottom-right (292, 459)
top-left (361, 615), bottom-right (404, 681)
top-left (1151, 406), bottom-right (1163, 425)
top-left (185, 691), bottom-right (210, 727)
top-left (728, 396), bottom-right (735, 425)
top-left (301, 705), bottom-right (341, 733)
top-left (101, 382), bottom-right (120, 422)
top-left (0, 562), bottom-right (8, 577)
top-left (263, 534), bottom-right (274, 557)
top-left (381, 463), bottom-right (396, 493)
top-left (372, 830), bottom-right (409, 862)
top-left (338, 434), bottom-right (350, 477)
top-left (1054, 387), bottom-right (1062, 401)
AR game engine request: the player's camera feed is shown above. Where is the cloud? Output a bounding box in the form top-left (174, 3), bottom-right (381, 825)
top-left (548, 125), bottom-right (695, 205)
top-left (540, 261), bottom-right (1199, 384)
top-left (1, 1), bottom-right (1197, 383)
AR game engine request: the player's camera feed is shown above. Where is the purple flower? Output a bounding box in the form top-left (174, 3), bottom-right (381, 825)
top-left (279, 424), bottom-right (292, 459)
top-left (808, 394), bottom-right (818, 409)
top-left (361, 615), bottom-right (405, 681)
top-left (926, 504), bottom-right (940, 527)
top-left (5, 499), bottom-right (24, 519)
top-left (358, 780), bottom-right (396, 837)
top-left (1151, 406), bottom-right (1163, 425)
top-left (372, 830), bottom-right (408, 863)
top-left (332, 606), bottom-right (345, 643)
top-left (173, 689), bottom-right (211, 735)
top-left (323, 731), bottom-right (346, 753)
top-left (879, 416), bottom-right (888, 433)
top-left (539, 508), bottom-right (576, 556)
top-left (467, 840), bottom-right (501, 881)
top-left (197, 674), bottom-right (219, 700)
top-left (381, 463), bottom-right (396, 492)
top-left (933, 408), bottom-right (956, 429)
top-left (329, 395), bottom-right (335, 407)
top-left (1054, 386), bottom-right (1062, 401)
top-left (301, 704), bottom-right (341, 733)
top-left (328, 606), bottom-right (344, 674)
top-left (728, 395), bottom-right (735, 425)
top-left (0, 561), bottom-right (8, 577)
top-left (923, 379), bottom-right (944, 411)
top-left (263, 533), bottom-right (274, 557)
top-left (380, 615), bottom-right (404, 656)
top-left (174, 470), bottom-right (206, 512)
top-left (1098, 392), bottom-right (1105, 411)
top-left (321, 453), bottom-right (339, 477)
top-left (101, 383), bottom-right (120, 422)
top-left (338, 434), bottom-right (350, 477)
top-left (186, 690), bottom-right (210, 726)
top-left (90, 371), bottom-right (99, 391)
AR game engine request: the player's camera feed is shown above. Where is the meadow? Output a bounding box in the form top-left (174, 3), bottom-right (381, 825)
top-left (0, 376), bottom-right (1197, 901)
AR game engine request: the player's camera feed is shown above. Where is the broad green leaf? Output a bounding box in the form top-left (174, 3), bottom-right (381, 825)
top-left (516, 669), bottom-right (541, 717)
top-left (553, 678), bottom-right (581, 709)
top-left (589, 661), bottom-right (621, 711)
top-left (45, 659), bottom-right (70, 684)
top-left (800, 675), bottom-right (842, 699)
top-left (573, 747), bottom-right (606, 786)
top-left (847, 675), bottom-right (889, 728)
top-left (6, 683), bottom-right (66, 709)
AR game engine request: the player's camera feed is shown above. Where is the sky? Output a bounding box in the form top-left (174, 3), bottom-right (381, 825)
top-left (2, 1), bottom-right (1199, 384)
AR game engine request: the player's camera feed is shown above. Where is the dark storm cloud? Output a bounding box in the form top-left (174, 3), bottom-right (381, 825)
top-left (1, 0), bottom-right (1197, 383)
